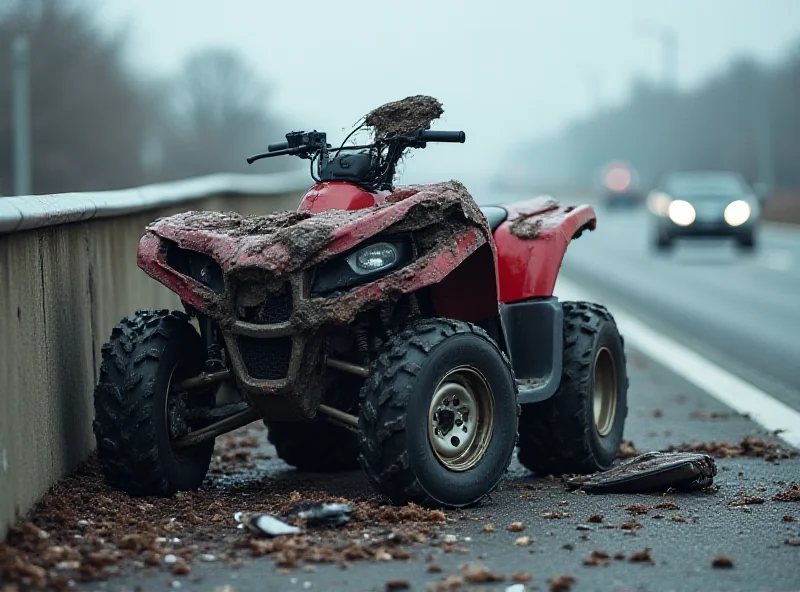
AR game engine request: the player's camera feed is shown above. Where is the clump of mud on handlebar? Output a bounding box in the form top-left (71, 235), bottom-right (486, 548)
top-left (364, 95), bottom-right (444, 139)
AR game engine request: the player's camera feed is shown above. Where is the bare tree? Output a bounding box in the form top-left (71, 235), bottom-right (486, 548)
top-left (516, 38), bottom-right (800, 192)
top-left (156, 48), bottom-right (297, 179)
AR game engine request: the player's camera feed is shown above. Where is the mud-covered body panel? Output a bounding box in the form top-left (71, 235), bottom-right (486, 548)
top-left (137, 180), bottom-right (494, 417)
top-left (492, 197), bottom-right (597, 302)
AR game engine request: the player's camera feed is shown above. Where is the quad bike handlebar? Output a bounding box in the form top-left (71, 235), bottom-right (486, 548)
top-left (246, 128), bottom-right (466, 190)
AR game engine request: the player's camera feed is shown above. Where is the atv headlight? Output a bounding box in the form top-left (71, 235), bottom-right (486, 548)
top-left (348, 243), bottom-right (399, 275)
top-left (667, 200), bottom-right (696, 226)
top-left (723, 200), bottom-right (751, 226)
top-left (311, 237), bottom-right (414, 297)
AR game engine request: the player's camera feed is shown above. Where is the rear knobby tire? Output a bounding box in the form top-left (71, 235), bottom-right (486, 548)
top-left (736, 231), bottom-right (756, 251)
top-left (265, 421), bottom-right (360, 472)
top-left (92, 309), bottom-right (214, 496)
top-left (358, 318), bottom-right (519, 508)
top-left (517, 301), bottom-right (628, 476)
top-left (654, 232), bottom-right (673, 251)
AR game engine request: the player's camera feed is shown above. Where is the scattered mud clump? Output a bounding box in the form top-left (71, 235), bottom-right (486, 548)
top-left (728, 493), bottom-right (766, 507)
top-left (625, 504), bottom-right (649, 515)
top-left (772, 483), bottom-right (800, 501)
top-left (587, 513), bottom-right (604, 523)
top-left (428, 574), bottom-right (466, 591)
top-left (507, 522), bottom-right (525, 532)
top-left (784, 515), bottom-right (797, 522)
top-left (386, 579), bottom-right (411, 590)
top-left (583, 550), bottom-right (610, 566)
top-left (512, 571), bottom-right (533, 583)
top-left (665, 437), bottom-right (798, 461)
top-left (690, 410), bottom-right (733, 420)
top-left (618, 440), bottom-right (641, 458)
top-left (365, 95), bottom-right (443, 139)
top-left (653, 500), bottom-right (679, 510)
top-left (460, 563), bottom-right (505, 583)
top-left (712, 555), bottom-right (734, 568)
top-left (548, 574), bottom-right (576, 592)
top-left (628, 548), bottom-right (654, 565)
top-left (541, 511), bottom-right (570, 519)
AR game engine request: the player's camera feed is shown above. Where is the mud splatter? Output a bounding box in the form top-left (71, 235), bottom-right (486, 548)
top-left (364, 95), bottom-right (444, 139)
top-left (509, 215), bottom-right (544, 239)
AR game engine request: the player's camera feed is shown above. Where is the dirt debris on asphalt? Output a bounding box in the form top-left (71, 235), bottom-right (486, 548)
top-left (666, 437), bottom-right (798, 461)
top-left (0, 423), bottom-right (450, 591)
top-left (772, 482), bottom-right (800, 501)
top-left (548, 574), bottom-right (576, 592)
top-left (712, 555), bottom-right (735, 568)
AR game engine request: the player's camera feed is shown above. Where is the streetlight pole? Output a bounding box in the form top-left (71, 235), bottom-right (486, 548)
top-left (12, 35), bottom-right (32, 196)
top-left (636, 22), bottom-right (678, 90)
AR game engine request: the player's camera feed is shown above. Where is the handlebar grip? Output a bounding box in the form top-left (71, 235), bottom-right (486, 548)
top-left (268, 141), bottom-right (289, 152)
top-left (419, 130), bottom-right (466, 143)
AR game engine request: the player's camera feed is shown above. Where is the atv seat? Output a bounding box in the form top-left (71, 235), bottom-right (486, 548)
top-left (479, 205), bottom-right (509, 232)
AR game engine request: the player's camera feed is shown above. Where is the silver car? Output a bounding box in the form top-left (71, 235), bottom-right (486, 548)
top-left (646, 170), bottom-right (763, 251)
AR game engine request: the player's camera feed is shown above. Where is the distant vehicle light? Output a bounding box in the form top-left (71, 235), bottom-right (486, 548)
top-left (667, 200), bottom-right (696, 226)
top-left (604, 167), bottom-right (632, 192)
top-left (647, 191), bottom-right (671, 215)
top-left (723, 200), bottom-right (751, 226)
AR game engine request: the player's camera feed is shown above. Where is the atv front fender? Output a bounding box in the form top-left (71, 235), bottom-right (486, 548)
top-left (494, 199), bottom-right (596, 302)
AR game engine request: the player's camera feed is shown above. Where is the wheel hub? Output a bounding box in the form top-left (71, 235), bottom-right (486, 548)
top-left (166, 366), bottom-right (192, 441)
top-left (428, 366), bottom-right (495, 472)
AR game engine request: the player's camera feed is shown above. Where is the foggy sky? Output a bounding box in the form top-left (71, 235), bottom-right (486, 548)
top-left (98, 0), bottom-right (800, 194)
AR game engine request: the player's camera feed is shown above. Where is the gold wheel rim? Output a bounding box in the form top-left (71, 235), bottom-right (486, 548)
top-left (593, 346), bottom-right (618, 436)
top-left (427, 366), bottom-right (495, 472)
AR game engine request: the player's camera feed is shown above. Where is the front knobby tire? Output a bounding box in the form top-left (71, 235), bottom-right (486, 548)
top-left (92, 309), bottom-right (214, 496)
top-left (357, 318), bottom-right (519, 508)
top-left (517, 301), bottom-right (629, 476)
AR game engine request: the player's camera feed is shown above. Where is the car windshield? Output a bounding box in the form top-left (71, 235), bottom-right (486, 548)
top-left (663, 173), bottom-right (748, 199)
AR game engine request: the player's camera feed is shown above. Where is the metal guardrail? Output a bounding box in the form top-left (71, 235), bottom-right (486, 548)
top-left (0, 170), bottom-right (311, 233)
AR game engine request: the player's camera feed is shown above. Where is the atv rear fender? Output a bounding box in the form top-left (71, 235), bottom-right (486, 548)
top-left (494, 199), bottom-right (596, 302)
top-left (491, 199), bottom-right (597, 404)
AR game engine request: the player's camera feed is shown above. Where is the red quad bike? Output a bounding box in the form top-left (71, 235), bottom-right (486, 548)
top-left (92, 99), bottom-right (628, 509)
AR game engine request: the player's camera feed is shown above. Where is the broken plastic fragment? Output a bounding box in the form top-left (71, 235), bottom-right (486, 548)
top-left (284, 502), bottom-right (352, 527)
top-left (565, 451), bottom-right (717, 493)
top-left (235, 511), bottom-right (303, 537)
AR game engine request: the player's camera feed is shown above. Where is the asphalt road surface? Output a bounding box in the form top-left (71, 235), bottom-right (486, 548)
top-left (7, 203), bottom-right (800, 592)
top-left (63, 346), bottom-right (800, 592)
top-left (558, 206), bottom-right (800, 411)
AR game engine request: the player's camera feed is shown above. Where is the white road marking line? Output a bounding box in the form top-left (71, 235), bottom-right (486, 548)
top-left (553, 276), bottom-right (800, 450)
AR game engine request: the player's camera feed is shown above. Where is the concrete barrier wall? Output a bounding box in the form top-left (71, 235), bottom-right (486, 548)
top-left (0, 173), bottom-right (308, 538)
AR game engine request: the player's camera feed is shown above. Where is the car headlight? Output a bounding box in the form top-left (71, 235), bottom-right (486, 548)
top-left (667, 200), bottom-right (696, 226)
top-left (723, 200), bottom-right (751, 226)
top-left (647, 191), bottom-right (672, 215)
top-left (311, 237), bottom-right (414, 297)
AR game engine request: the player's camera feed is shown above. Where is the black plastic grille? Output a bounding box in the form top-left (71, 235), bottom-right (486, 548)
top-left (237, 336), bottom-right (292, 380)
top-left (237, 284), bottom-right (292, 324)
